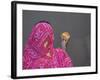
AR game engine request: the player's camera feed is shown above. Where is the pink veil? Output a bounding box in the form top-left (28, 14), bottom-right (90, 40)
top-left (23, 21), bottom-right (73, 69)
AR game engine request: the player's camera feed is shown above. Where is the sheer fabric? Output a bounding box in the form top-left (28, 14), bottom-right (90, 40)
top-left (23, 21), bottom-right (73, 69)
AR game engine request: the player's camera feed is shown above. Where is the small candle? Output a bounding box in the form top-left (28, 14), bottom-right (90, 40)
top-left (61, 32), bottom-right (70, 50)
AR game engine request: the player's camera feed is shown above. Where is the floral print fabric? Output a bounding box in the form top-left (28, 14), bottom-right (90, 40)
top-left (23, 21), bottom-right (73, 69)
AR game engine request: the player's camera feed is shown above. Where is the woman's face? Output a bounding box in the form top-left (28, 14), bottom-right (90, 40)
top-left (44, 41), bottom-right (48, 48)
top-left (41, 35), bottom-right (53, 56)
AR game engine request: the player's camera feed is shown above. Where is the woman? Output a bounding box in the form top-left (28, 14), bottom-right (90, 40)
top-left (23, 21), bottom-right (73, 69)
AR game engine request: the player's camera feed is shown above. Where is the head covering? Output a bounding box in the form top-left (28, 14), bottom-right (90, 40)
top-left (27, 21), bottom-right (54, 57)
top-left (23, 21), bottom-right (73, 69)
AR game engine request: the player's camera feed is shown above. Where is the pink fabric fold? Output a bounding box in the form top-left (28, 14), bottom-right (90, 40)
top-left (23, 21), bottom-right (73, 69)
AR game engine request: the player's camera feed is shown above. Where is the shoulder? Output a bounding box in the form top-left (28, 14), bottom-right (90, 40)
top-left (55, 48), bottom-right (68, 59)
top-left (55, 48), bottom-right (73, 67)
top-left (55, 48), bottom-right (69, 56)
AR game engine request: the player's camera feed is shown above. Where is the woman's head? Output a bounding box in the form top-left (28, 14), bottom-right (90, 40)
top-left (27, 21), bottom-right (54, 56)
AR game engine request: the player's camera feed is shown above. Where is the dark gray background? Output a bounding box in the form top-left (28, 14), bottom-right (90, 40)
top-left (23, 10), bottom-right (91, 67)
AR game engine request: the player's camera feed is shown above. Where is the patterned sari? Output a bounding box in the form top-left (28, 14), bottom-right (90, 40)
top-left (23, 21), bottom-right (73, 69)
